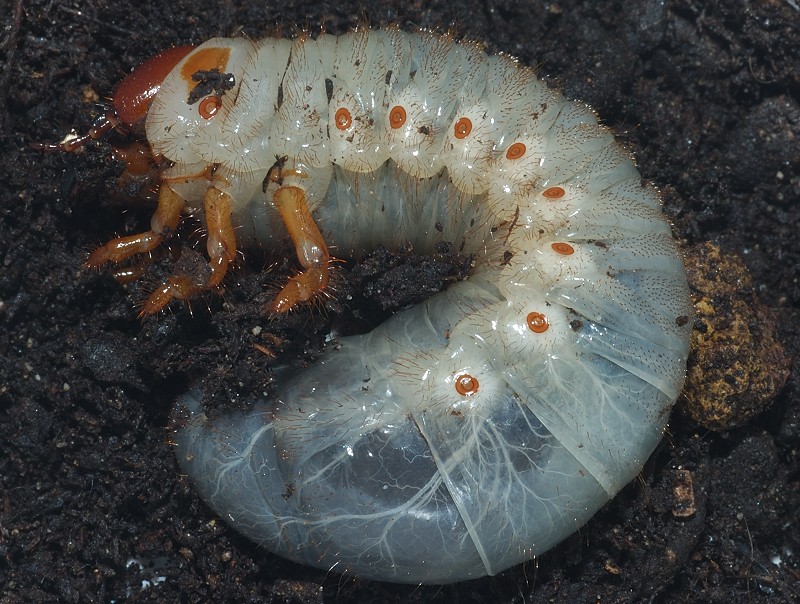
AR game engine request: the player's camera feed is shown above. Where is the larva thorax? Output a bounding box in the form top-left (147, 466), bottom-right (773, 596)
top-left (138, 29), bottom-right (632, 316)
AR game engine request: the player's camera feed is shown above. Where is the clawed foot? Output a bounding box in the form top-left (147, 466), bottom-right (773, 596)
top-left (86, 184), bottom-right (237, 316)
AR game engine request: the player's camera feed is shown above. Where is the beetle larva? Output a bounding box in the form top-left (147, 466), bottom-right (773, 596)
top-left (59, 28), bottom-right (693, 583)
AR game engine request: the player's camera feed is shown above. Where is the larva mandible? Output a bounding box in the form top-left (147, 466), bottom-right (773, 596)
top-left (59, 28), bottom-right (693, 583)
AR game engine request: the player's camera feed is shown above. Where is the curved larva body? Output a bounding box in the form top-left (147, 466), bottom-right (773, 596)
top-left (162, 29), bottom-right (692, 583)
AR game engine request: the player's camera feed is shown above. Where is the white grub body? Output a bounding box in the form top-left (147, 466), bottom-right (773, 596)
top-left (166, 29), bottom-right (693, 583)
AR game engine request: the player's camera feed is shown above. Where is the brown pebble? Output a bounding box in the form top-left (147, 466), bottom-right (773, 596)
top-left (681, 242), bottom-right (791, 430)
top-left (670, 468), bottom-right (696, 518)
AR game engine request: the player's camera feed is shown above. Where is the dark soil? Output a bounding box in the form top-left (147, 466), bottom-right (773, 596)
top-left (2, 0), bottom-right (798, 602)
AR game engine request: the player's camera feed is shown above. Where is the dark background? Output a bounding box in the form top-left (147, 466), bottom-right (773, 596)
top-left (1, 0), bottom-right (798, 602)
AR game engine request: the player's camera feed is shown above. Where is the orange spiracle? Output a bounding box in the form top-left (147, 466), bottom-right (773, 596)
top-left (526, 312), bottom-right (550, 333)
top-left (389, 105), bottom-right (407, 129)
top-left (542, 186), bottom-right (565, 199)
top-left (335, 107), bottom-right (352, 130)
top-left (505, 142), bottom-right (526, 160)
top-left (551, 242), bottom-right (574, 255)
top-left (198, 95), bottom-right (222, 119)
top-left (454, 372), bottom-right (480, 396)
top-left (453, 117), bottom-right (472, 139)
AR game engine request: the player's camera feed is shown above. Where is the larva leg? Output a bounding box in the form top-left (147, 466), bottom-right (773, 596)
top-left (203, 187), bottom-right (237, 288)
top-left (85, 184), bottom-right (185, 267)
top-left (140, 187), bottom-right (237, 316)
top-left (271, 185), bottom-right (330, 313)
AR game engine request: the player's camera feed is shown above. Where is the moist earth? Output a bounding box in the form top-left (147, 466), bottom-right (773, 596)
top-left (1, 0), bottom-right (798, 602)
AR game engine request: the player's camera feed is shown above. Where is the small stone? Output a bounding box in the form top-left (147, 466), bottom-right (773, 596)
top-left (681, 242), bottom-right (791, 430)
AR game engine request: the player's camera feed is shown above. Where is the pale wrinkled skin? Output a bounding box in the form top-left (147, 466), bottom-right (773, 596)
top-left (162, 30), bottom-right (692, 583)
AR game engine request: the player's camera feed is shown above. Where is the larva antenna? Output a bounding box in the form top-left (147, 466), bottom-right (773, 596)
top-left (32, 46), bottom-right (195, 153)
